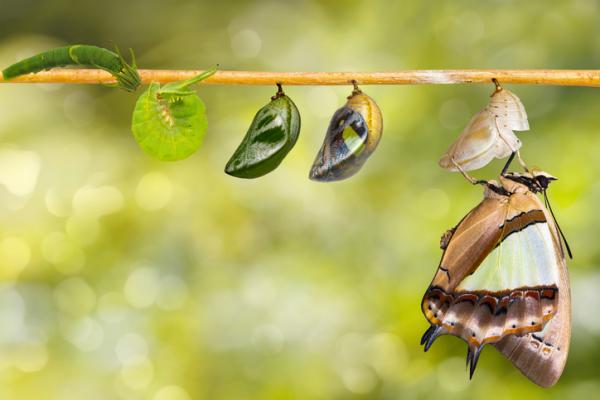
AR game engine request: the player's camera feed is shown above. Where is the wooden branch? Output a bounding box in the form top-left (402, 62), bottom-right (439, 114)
top-left (2, 69), bottom-right (600, 87)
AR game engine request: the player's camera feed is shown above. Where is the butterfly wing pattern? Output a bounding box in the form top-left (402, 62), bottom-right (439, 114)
top-left (421, 175), bottom-right (570, 387)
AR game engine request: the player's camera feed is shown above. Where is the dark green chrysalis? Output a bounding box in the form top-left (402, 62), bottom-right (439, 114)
top-left (225, 84), bottom-right (301, 178)
top-left (309, 83), bottom-right (383, 182)
top-left (2, 45), bottom-right (141, 92)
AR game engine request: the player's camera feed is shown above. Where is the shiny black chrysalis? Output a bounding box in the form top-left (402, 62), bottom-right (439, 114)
top-left (309, 83), bottom-right (383, 181)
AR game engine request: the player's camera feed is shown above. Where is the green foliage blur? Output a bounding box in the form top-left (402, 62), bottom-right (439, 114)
top-left (1, 1), bottom-right (600, 399)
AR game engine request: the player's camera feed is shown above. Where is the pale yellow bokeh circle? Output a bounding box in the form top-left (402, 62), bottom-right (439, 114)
top-left (154, 385), bottom-right (191, 400)
top-left (135, 172), bottom-right (173, 211)
top-left (0, 237), bottom-right (31, 279)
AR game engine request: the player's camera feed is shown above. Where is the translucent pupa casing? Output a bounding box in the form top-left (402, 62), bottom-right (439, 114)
top-left (439, 85), bottom-right (528, 172)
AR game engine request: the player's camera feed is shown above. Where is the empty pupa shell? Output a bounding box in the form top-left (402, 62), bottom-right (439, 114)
top-left (225, 88), bottom-right (301, 178)
top-left (439, 84), bottom-right (528, 172)
top-left (309, 89), bottom-right (383, 181)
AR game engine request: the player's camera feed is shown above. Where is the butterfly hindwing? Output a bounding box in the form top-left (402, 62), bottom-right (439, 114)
top-left (494, 202), bottom-right (571, 387)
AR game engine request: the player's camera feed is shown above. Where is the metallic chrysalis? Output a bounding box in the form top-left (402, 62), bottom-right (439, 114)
top-left (130, 67), bottom-right (216, 161)
top-left (225, 84), bottom-right (301, 178)
top-left (2, 45), bottom-right (141, 92)
top-left (309, 82), bottom-right (383, 182)
top-left (439, 79), bottom-right (529, 180)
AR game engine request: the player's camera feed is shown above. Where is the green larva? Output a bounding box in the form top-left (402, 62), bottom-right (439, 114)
top-left (225, 84), bottom-right (301, 178)
top-left (131, 67), bottom-right (217, 161)
top-left (2, 45), bottom-right (141, 92)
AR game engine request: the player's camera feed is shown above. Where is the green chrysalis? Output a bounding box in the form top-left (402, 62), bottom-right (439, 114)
top-left (225, 84), bottom-right (301, 178)
top-left (130, 67), bottom-right (216, 161)
top-left (309, 83), bottom-right (383, 182)
top-left (2, 45), bottom-right (141, 92)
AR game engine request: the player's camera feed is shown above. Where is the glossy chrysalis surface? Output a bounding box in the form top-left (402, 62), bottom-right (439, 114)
top-left (309, 84), bottom-right (383, 182)
top-left (225, 84), bottom-right (301, 178)
top-left (2, 45), bottom-right (141, 92)
top-left (439, 80), bottom-right (529, 173)
top-left (421, 172), bottom-right (570, 387)
top-left (130, 68), bottom-right (216, 161)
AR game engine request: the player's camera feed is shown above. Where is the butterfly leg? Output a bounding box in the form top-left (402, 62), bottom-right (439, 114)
top-left (451, 158), bottom-right (487, 186)
top-left (500, 151), bottom-right (529, 176)
top-left (516, 150), bottom-right (529, 172)
top-left (440, 228), bottom-right (455, 250)
top-left (500, 152), bottom-right (516, 176)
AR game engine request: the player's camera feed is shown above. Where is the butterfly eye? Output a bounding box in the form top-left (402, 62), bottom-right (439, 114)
top-left (224, 83), bottom-right (301, 179)
top-left (309, 82), bottom-right (383, 182)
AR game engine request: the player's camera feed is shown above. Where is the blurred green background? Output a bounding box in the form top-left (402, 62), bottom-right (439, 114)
top-left (1, 1), bottom-right (600, 399)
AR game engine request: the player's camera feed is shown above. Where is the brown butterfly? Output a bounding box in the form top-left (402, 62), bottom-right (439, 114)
top-left (421, 170), bottom-right (571, 387)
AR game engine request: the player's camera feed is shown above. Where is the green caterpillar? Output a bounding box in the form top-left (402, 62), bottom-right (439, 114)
top-left (225, 84), bottom-right (301, 178)
top-left (2, 45), bottom-right (141, 92)
top-left (131, 67), bottom-right (217, 161)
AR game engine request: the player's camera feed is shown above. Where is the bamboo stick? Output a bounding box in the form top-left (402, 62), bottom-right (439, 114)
top-left (2, 69), bottom-right (600, 87)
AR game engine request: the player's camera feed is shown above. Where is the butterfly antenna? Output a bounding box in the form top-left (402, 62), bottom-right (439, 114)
top-left (501, 152), bottom-right (516, 176)
top-left (543, 189), bottom-right (573, 259)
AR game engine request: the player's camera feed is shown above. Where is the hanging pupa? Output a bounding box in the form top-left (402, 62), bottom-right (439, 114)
top-left (439, 79), bottom-right (529, 176)
top-left (421, 170), bottom-right (571, 387)
top-left (225, 83), bottom-right (301, 178)
top-left (309, 82), bottom-right (383, 181)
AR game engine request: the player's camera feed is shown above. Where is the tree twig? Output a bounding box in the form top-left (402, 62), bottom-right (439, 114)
top-left (2, 69), bottom-right (600, 87)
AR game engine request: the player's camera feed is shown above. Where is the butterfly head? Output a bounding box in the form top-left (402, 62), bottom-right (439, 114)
top-left (502, 169), bottom-right (557, 194)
